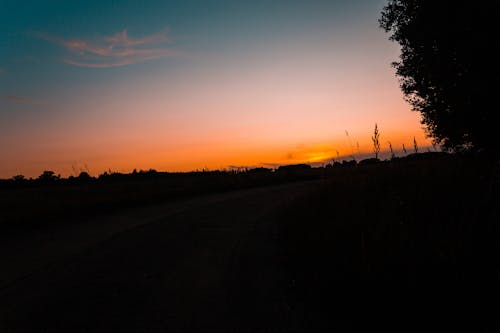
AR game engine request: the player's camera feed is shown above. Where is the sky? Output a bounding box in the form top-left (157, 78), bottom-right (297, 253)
top-left (0, 0), bottom-right (431, 178)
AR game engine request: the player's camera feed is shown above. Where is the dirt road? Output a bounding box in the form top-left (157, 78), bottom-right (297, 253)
top-left (0, 180), bottom-right (322, 332)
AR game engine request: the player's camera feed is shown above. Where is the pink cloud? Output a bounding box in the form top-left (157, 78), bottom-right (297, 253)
top-left (39, 29), bottom-right (186, 68)
top-left (63, 50), bottom-right (186, 68)
top-left (2, 95), bottom-right (46, 104)
top-left (104, 29), bottom-right (170, 47)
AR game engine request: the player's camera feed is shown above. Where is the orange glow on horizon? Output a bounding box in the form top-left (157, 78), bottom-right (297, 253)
top-left (0, 126), bottom-right (432, 178)
top-left (0, 23), bottom-right (432, 179)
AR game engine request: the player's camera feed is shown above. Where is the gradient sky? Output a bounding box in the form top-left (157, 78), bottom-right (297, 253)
top-left (0, 0), bottom-right (431, 178)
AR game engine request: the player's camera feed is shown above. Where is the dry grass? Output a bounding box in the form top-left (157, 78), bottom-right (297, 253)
top-left (279, 154), bottom-right (499, 331)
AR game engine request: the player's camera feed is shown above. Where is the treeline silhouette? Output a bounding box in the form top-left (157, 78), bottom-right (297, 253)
top-left (1, 151), bottom-right (447, 189)
top-left (0, 123), bottom-right (436, 189)
top-left (0, 151), bottom-right (449, 232)
top-left (0, 163), bottom-right (316, 232)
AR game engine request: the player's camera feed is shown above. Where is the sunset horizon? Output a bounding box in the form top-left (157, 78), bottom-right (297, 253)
top-left (0, 0), bottom-right (432, 178)
top-left (1, 2), bottom-right (496, 331)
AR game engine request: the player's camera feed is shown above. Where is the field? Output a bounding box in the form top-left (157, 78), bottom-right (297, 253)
top-left (280, 154), bottom-right (499, 331)
top-left (0, 153), bottom-right (498, 331)
top-left (0, 167), bottom-right (318, 232)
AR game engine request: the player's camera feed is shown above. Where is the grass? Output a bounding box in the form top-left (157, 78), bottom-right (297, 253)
top-left (0, 168), bottom-right (320, 233)
top-left (0, 153), bottom-right (498, 331)
top-left (278, 154), bottom-right (499, 331)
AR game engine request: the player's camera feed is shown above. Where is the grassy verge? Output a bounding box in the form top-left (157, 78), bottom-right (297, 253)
top-left (280, 155), bottom-right (499, 331)
top-left (0, 169), bottom-right (320, 233)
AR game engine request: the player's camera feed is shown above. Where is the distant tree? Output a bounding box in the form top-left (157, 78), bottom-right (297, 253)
top-left (38, 170), bottom-right (59, 183)
top-left (12, 174), bottom-right (26, 182)
top-left (380, 1), bottom-right (496, 153)
top-left (372, 123), bottom-right (381, 159)
top-left (247, 167), bottom-right (272, 174)
top-left (277, 164), bottom-right (312, 172)
top-left (402, 144), bottom-right (407, 155)
top-left (341, 160), bottom-right (357, 167)
top-left (77, 171), bottom-right (92, 181)
top-left (413, 137), bottom-right (419, 153)
top-left (359, 158), bottom-right (380, 166)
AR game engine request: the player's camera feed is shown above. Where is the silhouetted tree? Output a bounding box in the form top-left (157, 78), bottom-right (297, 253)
top-left (12, 175), bottom-right (26, 182)
top-left (380, 1), bottom-right (496, 153)
top-left (413, 136), bottom-right (419, 153)
top-left (38, 170), bottom-right (59, 183)
top-left (77, 171), bottom-right (92, 181)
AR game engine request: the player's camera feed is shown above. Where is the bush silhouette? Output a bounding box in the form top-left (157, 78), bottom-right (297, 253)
top-left (37, 170), bottom-right (59, 183)
top-left (77, 171), bottom-right (92, 181)
top-left (12, 175), bottom-right (26, 182)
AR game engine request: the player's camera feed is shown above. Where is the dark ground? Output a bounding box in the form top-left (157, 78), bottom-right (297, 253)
top-left (282, 155), bottom-right (500, 332)
top-left (0, 154), bottom-right (499, 332)
top-left (0, 181), bottom-right (321, 332)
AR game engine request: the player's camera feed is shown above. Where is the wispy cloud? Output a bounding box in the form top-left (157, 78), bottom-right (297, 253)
top-left (38, 29), bottom-right (187, 68)
top-left (1, 95), bottom-right (46, 105)
top-left (104, 30), bottom-right (170, 47)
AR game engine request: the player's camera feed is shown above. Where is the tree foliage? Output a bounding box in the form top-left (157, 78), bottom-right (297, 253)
top-left (380, 1), bottom-right (496, 153)
top-left (38, 170), bottom-right (59, 183)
